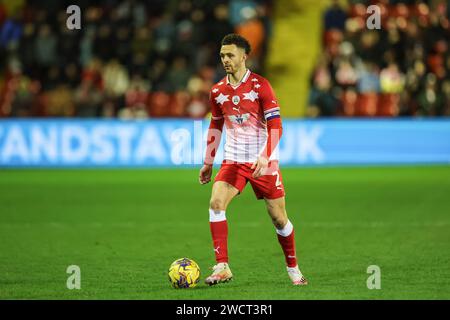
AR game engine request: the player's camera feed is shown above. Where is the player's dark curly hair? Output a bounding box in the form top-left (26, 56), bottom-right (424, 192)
top-left (221, 34), bottom-right (251, 55)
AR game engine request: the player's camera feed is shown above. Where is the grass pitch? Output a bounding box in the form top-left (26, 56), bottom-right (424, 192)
top-left (0, 166), bottom-right (449, 299)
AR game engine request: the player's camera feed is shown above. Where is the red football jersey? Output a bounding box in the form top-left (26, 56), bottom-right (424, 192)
top-left (209, 69), bottom-right (281, 163)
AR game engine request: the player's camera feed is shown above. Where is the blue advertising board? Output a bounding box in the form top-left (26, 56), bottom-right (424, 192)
top-left (0, 119), bottom-right (449, 167)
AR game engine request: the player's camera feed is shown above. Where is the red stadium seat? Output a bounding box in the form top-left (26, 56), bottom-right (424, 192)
top-left (168, 91), bottom-right (190, 117)
top-left (348, 4), bottom-right (366, 18)
top-left (389, 3), bottom-right (410, 19)
top-left (355, 93), bottom-right (378, 117)
top-left (148, 92), bottom-right (171, 117)
top-left (341, 89), bottom-right (358, 116)
top-left (377, 93), bottom-right (400, 117)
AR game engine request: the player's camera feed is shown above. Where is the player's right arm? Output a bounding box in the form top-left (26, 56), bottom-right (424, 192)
top-left (199, 90), bottom-right (224, 185)
top-left (251, 78), bottom-right (283, 178)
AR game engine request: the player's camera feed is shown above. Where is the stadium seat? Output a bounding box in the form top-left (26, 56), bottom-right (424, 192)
top-left (348, 4), bottom-right (366, 18)
top-left (148, 92), bottom-right (171, 117)
top-left (389, 3), bottom-right (410, 19)
top-left (341, 89), bottom-right (358, 116)
top-left (377, 93), bottom-right (400, 117)
top-left (169, 91), bottom-right (190, 117)
top-left (355, 93), bottom-right (378, 117)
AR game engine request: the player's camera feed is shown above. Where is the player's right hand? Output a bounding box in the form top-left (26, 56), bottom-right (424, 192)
top-left (199, 164), bottom-right (213, 184)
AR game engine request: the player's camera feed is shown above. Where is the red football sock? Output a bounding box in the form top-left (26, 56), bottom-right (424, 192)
top-left (276, 220), bottom-right (298, 267)
top-left (209, 209), bottom-right (228, 263)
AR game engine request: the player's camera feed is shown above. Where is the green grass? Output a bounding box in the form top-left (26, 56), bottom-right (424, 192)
top-left (0, 166), bottom-right (450, 299)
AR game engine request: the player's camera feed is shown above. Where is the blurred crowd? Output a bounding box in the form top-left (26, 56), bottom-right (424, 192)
top-left (308, 0), bottom-right (450, 117)
top-left (0, 0), bottom-right (273, 118)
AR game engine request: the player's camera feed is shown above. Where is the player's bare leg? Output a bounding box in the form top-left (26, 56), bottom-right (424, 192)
top-left (209, 181), bottom-right (239, 211)
top-left (265, 197), bottom-right (308, 285)
top-left (205, 181), bottom-right (239, 285)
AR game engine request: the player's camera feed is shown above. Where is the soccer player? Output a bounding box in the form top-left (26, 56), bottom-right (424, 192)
top-left (199, 34), bottom-right (308, 286)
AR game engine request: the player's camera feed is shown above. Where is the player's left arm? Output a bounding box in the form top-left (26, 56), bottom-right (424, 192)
top-left (251, 79), bottom-right (283, 178)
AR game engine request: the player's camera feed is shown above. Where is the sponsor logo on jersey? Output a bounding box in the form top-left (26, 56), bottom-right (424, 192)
top-left (228, 113), bottom-right (250, 125)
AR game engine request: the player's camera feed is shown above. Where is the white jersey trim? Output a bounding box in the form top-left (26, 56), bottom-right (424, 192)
top-left (226, 69), bottom-right (251, 86)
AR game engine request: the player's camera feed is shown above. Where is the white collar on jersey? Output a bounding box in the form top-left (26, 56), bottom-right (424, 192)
top-left (226, 69), bottom-right (251, 87)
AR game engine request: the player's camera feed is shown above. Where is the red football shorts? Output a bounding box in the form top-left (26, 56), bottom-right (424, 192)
top-left (214, 160), bottom-right (285, 200)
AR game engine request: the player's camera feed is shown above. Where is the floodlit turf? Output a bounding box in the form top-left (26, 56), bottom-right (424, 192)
top-left (0, 166), bottom-right (449, 300)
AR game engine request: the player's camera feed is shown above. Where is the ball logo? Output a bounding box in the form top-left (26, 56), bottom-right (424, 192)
top-left (232, 95), bottom-right (240, 105)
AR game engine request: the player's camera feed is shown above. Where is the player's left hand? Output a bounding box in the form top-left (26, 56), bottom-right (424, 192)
top-left (251, 156), bottom-right (269, 178)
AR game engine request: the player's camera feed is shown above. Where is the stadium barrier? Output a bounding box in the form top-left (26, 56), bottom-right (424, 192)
top-left (0, 119), bottom-right (449, 167)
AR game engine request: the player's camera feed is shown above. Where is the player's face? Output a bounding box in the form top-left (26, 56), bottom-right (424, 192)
top-left (220, 44), bottom-right (246, 74)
